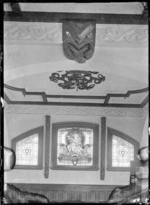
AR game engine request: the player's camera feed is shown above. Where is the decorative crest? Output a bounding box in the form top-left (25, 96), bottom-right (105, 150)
top-left (49, 70), bottom-right (105, 91)
top-left (63, 20), bottom-right (96, 63)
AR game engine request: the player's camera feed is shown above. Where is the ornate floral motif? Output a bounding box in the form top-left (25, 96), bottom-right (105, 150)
top-left (49, 70), bottom-right (105, 91)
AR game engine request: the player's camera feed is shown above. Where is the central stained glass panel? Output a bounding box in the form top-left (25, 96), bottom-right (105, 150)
top-left (57, 127), bottom-right (93, 166)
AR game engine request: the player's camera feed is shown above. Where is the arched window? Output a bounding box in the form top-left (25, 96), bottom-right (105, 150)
top-left (11, 127), bottom-right (44, 169)
top-left (107, 127), bottom-right (139, 171)
top-left (51, 122), bottom-right (99, 170)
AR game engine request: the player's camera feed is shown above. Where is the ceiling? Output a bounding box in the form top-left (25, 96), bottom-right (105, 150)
top-left (4, 3), bottom-right (148, 109)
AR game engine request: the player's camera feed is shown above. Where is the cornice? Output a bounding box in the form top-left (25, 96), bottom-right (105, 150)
top-left (4, 103), bottom-right (146, 118)
top-left (4, 22), bottom-right (148, 47)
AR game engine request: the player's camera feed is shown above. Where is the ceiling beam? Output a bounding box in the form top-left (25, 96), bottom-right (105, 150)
top-left (4, 11), bottom-right (148, 25)
top-left (142, 2), bottom-right (148, 18)
top-left (10, 3), bottom-right (22, 13)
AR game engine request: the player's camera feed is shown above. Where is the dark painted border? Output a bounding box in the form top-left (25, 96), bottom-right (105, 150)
top-left (44, 115), bottom-right (51, 178)
top-left (10, 3), bottom-right (22, 14)
top-left (107, 127), bottom-right (139, 172)
top-left (4, 11), bottom-right (148, 25)
top-left (51, 122), bottom-right (99, 171)
top-left (100, 117), bottom-right (106, 180)
top-left (4, 84), bottom-right (149, 108)
top-left (11, 126), bottom-right (44, 170)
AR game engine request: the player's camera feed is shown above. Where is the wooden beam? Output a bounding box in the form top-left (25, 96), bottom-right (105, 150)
top-left (142, 2), bottom-right (148, 18)
top-left (9, 3), bottom-right (23, 17)
top-left (4, 12), bottom-right (148, 25)
top-left (10, 3), bottom-right (21, 13)
top-left (44, 115), bottom-right (51, 178)
top-left (100, 117), bottom-right (106, 180)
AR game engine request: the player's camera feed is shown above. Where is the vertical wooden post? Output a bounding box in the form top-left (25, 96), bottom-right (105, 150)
top-left (100, 117), bottom-right (106, 180)
top-left (44, 115), bottom-right (51, 178)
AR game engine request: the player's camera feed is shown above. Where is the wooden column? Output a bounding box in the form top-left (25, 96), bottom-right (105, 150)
top-left (100, 117), bottom-right (106, 180)
top-left (44, 115), bottom-right (51, 178)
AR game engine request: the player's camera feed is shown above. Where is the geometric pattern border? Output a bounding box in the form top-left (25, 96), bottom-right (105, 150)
top-left (4, 84), bottom-right (149, 108)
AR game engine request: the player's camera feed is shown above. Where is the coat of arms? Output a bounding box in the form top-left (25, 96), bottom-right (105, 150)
top-left (57, 128), bottom-right (93, 166)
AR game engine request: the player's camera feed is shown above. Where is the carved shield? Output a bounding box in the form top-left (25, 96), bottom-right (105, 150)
top-left (62, 20), bottom-right (96, 63)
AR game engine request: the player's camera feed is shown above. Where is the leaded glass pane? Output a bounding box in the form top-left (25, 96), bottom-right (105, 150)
top-left (112, 135), bottom-right (134, 167)
top-left (16, 134), bottom-right (39, 165)
top-left (57, 128), bottom-right (93, 166)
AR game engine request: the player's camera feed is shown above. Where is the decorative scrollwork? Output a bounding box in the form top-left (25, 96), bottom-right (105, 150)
top-left (49, 70), bottom-right (105, 91)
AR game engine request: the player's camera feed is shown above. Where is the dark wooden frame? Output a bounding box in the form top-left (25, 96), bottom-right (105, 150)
top-left (4, 11), bottom-right (148, 25)
top-left (100, 117), bottom-right (106, 180)
top-left (51, 122), bottom-right (99, 171)
top-left (107, 127), bottom-right (139, 171)
top-left (44, 115), bottom-right (51, 178)
top-left (11, 126), bottom-right (44, 170)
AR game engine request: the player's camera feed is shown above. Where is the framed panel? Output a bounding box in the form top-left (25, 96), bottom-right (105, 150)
top-left (51, 122), bottom-right (99, 170)
top-left (107, 127), bottom-right (139, 171)
top-left (11, 126), bottom-right (44, 169)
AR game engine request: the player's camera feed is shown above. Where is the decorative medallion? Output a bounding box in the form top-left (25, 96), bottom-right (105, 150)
top-left (62, 20), bottom-right (96, 63)
top-left (49, 70), bottom-right (105, 91)
top-left (23, 147), bottom-right (32, 157)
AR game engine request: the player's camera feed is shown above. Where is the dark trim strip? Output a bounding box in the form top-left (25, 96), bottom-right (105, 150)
top-left (11, 3), bottom-right (22, 14)
top-left (46, 95), bottom-right (106, 99)
top-left (4, 84), bottom-right (48, 102)
top-left (104, 87), bottom-right (148, 104)
top-left (100, 117), bottom-right (106, 180)
top-left (141, 95), bottom-right (149, 107)
top-left (4, 93), bottom-right (11, 104)
top-left (4, 84), bottom-right (148, 106)
top-left (4, 11), bottom-right (148, 25)
top-left (4, 96), bottom-right (143, 108)
top-left (44, 115), bottom-right (51, 178)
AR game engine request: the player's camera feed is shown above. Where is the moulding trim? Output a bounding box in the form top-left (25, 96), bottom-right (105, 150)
top-left (4, 103), bottom-right (146, 117)
top-left (4, 84), bottom-right (148, 108)
top-left (4, 22), bottom-right (148, 47)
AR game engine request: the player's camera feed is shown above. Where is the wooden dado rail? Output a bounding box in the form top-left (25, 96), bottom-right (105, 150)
top-left (13, 183), bottom-right (119, 203)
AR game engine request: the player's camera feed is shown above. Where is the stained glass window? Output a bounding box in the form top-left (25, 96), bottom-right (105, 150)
top-left (57, 128), bottom-right (93, 166)
top-left (11, 127), bottom-right (43, 169)
top-left (52, 122), bottom-right (99, 170)
top-left (107, 127), bottom-right (139, 171)
top-left (16, 134), bottom-right (38, 165)
top-left (112, 135), bottom-right (134, 167)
